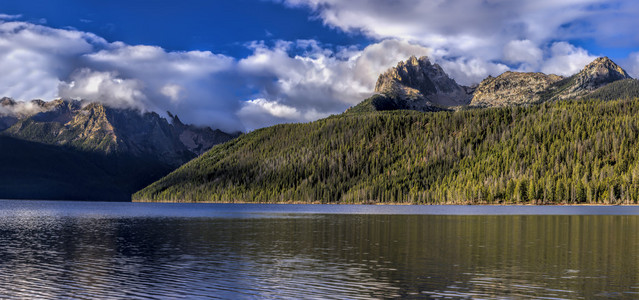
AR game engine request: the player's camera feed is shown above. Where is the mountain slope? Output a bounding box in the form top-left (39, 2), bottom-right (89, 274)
top-left (470, 72), bottom-right (563, 107)
top-left (0, 136), bottom-right (173, 201)
top-left (2, 99), bottom-right (239, 166)
top-left (135, 97), bottom-right (639, 204)
top-left (0, 98), bottom-right (239, 201)
top-left (540, 57), bottom-right (632, 101)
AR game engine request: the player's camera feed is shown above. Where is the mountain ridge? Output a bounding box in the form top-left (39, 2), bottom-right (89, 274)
top-left (0, 98), bottom-right (239, 201)
top-left (135, 55), bottom-right (639, 204)
top-left (1, 98), bottom-right (239, 166)
top-left (367, 55), bottom-right (633, 110)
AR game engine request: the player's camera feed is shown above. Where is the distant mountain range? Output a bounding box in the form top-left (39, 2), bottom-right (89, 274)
top-left (135, 56), bottom-right (639, 204)
top-left (0, 99), bottom-right (238, 201)
top-left (351, 55), bottom-right (632, 112)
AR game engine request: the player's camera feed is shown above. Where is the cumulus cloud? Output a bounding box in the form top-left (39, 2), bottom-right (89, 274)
top-left (503, 40), bottom-right (543, 71)
top-left (0, 21), bottom-right (105, 101)
top-left (275, 0), bottom-right (639, 81)
top-left (278, 0), bottom-right (610, 58)
top-left (0, 19), bottom-right (436, 131)
top-left (0, 1), bottom-right (629, 133)
top-left (624, 52), bottom-right (639, 78)
top-left (236, 39), bottom-right (431, 130)
top-left (59, 69), bottom-right (147, 110)
top-left (0, 21), bottom-right (246, 131)
top-left (541, 42), bottom-right (597, 76)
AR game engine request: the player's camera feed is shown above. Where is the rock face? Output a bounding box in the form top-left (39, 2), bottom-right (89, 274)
top-left (471, 72), bottom-right (563, 107)
top-left (0, 99), bottom-right (239, 166)
top-left (550, 57), bottom-right (632, 100)
top-left (374, 56), bottom-right (473, 110)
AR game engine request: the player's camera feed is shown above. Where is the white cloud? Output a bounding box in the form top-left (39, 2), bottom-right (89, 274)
top-left (0, 21), bottom-right (104, 101)
top-left (275, 0), bottom-right (628, 80)
top-left (0, 100), bottom-right (48, 117)
top-left (236, 39), bottom-right (431, 129)
top-left (0, 21), bottom-right (245, 132)
top-left (438, 58), bottom-right (510, 86)
top-left (503, 40), bottom-right (543, 70)
top-left (624, 52), bottom-right (639, 78)
top-left (59, 69), bottom-right (147, 110)
top-left (0, 8), bottom-right (625, 133)
top-left (0, 14), bottom-right (22, 20)
top-left (278, 0), bottom-right (607, 58)
top-left (541, 42), bottom-right (597, 76)
top-left (160, 84), bottom-right (184, 103)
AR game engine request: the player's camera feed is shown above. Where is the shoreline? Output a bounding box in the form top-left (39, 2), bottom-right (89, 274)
top-left (132, 199), bottom-right (639, 206)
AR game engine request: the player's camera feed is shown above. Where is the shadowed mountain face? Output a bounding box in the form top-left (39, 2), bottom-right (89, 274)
top-left (0, 99), bottom-right (239, 201)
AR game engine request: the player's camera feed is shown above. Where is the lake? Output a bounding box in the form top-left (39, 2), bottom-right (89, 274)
top-left (1, 200), bottom-right (639, 299)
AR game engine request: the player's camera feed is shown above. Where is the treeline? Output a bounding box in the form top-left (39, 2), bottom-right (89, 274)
top-left (135, 97), bottom-right (639, 204)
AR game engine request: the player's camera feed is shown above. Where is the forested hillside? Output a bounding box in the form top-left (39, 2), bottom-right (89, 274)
top-left (135, 96), bottom-right (639, 204)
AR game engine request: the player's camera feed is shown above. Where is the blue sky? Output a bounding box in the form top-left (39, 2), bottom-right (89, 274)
top-left (1, 0), bottom-right (370, 56)
top-left (1, 0), bottom-right (639, 131)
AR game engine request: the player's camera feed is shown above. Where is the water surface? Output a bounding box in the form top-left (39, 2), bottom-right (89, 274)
top-left (1, 200), bottom-right (638, 299)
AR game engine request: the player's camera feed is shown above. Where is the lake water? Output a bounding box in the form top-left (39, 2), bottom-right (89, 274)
top-left (1, 200), bottom-right (639, 299)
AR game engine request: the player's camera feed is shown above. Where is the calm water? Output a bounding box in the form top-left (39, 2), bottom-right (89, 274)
top-left (1, 201), bottom-right (639, 299)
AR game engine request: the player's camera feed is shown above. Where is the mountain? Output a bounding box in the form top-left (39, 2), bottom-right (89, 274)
top-left (470, 72), bottom-right (563, 107)
top-left (135, 56), bottom-right (639, 204)
top-left (0, 135), bottom-right (173, 201)
top-left (371, 56), bottom-right (474, 110)
top-left (134, 97), bottom-right (639, 204)
top-left (0, 99), bottom-right (239, 200)
top-left (2, 99), bottom-right (238, 166)
top-left (363, 56), bottom-right (632, 111)
top-left (540, 57), bottom-right (632, 101)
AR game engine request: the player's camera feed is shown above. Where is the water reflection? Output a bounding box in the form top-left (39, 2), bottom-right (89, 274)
top-left (0, 204), bottom-right (638, 298)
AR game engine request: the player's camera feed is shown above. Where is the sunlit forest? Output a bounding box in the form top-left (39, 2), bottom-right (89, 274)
top-left (135, 82), bottom-right (639, 204)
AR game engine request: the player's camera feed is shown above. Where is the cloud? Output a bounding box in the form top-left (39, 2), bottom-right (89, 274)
top-left (0, 8), bottom-right (623, 133)
top-left (59, 69), bottom-right (148, 110)
top-left (624, 52), bottom-right (639, 78)
top-left (0, 19), bottom-right (436, 131)
top-left (0, 14), bottom-right (22, 20)
top-left (503, 40), bottom-right (543, 70)
top-left (0, 21), bottom-right (248, 131)
top-left (541, 42), bottom-right (597, 76)
top-left (278, 0), bottom-right (609, 57)
top-left (0, 100), bottom-right (48, 117)
top-left (0, 21), bottom-right (105, 101)
top-left (236, 39), bottom-right (431, 130)
top-left (275, 0), bottom-right (638, 80)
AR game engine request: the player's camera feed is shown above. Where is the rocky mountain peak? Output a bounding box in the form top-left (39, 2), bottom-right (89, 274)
top-left (373, 56), bottom-right (472, 109)
top-left (471, 71), bottom-right (563, 107)
top-left (0, 97), bottom-right (16, 106)
top-left (1, 99), bottom-right (239, 166)
top-left (572, 56), bottom-right (631, 92)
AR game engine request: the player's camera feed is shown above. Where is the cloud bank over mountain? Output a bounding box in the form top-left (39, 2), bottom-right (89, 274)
top-left (0, 21), bottom-right (429, 131)
top-left (2, 1), bottom-right (639, 130)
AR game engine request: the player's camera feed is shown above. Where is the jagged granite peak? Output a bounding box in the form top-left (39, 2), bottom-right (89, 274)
top-left (471, 71), bottom-right (564, 107)
top-left (374, 55), bottom-right (473, 108)
top-left (1, 99), bottom-right (239, 166)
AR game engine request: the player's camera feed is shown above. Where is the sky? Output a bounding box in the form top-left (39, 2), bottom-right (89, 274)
top-left (1, 0), bottom-right (639, 131)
